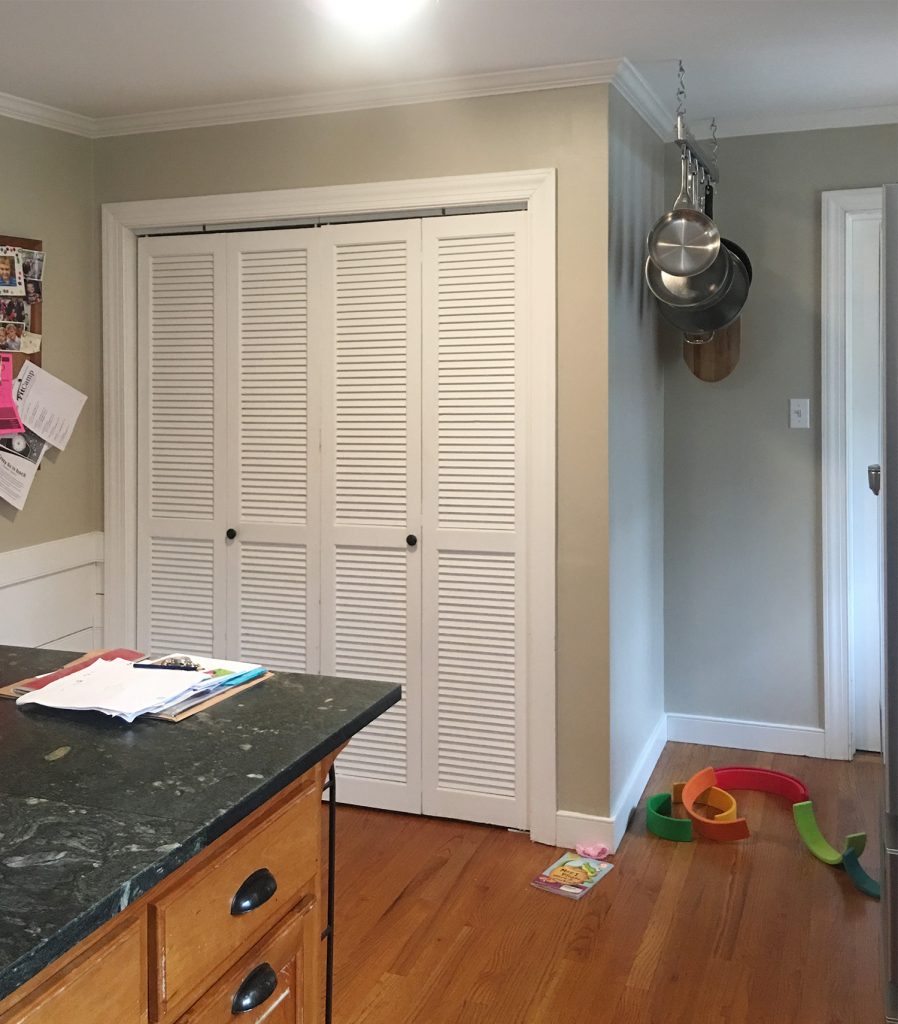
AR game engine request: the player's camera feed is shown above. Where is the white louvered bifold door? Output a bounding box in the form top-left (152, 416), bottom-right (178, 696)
top-left (137, 235), bottom-right (228, 657)
top-left (224, 231), bottom-right (320, 673)
top-left (421, 212), bottom-right (528, 829)
top-left (320, 221), bottom-right (423, 813)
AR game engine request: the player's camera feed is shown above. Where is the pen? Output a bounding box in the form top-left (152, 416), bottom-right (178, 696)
top-left (132, 662), bottom-right (199, 671)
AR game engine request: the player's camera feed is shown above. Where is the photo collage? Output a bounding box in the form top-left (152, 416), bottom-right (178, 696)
top-left (0, 245), bottom-right (42, 354)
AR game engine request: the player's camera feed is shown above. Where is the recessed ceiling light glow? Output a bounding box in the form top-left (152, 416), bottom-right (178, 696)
top-left (311, 0), bottom-right (433, 33)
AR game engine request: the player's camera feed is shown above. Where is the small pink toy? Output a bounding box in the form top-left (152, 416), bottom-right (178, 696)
top-left (575, 841), bottom-right (609, 860)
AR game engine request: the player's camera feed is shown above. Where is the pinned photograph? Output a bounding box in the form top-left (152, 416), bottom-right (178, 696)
top-left (0, 298), bottom-right (26, 323)
top-left (19, 249), bottom-right (44, 282)
top-left (24, 280), bottom-right (41, 304)
top-left (0, 247), bottom-right (24, 297)
top-left (0, 324), bottom-right (21, 351)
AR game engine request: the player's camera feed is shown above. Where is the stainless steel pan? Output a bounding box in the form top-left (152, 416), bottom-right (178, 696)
top-left (646, 153), bottom-right (720, 277)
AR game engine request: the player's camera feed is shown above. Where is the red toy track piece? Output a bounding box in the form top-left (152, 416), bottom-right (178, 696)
top-left (681, 767), bottom-right (751, 842)
top-left (715, 766), bottom-right (810, 804)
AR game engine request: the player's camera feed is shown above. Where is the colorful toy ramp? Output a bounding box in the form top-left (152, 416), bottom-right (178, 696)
top-left (645, 765), bottom-right (880, 900)
top-left (792, 801), bottom-right (866, 866)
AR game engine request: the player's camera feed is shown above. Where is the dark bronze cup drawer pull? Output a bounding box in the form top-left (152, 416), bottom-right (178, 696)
top-left (231, 962), bottom-right (278, 1015)
top-left (230, 867), bottom-right (278, 916)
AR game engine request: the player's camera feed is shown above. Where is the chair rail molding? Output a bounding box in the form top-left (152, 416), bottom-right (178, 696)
top-left (821, 186), bottom-right (884, 760)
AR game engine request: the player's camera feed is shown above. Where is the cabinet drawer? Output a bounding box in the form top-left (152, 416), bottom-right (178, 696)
top-left (0, 916), bottom-right (146, 1024)
top-left (151, 781), bottom-right (319, 1020)
top-left (176, 897), bottom-right (316, 1024)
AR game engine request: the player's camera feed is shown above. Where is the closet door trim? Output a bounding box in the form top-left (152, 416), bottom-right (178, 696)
top-left (102, 168), bottom-right (557, 844)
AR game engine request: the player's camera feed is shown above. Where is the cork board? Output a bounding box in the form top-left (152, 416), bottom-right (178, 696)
top-left (0, 233), bottom-right (42, 377)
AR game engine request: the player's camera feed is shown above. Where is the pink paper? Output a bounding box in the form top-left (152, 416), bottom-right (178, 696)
top-left (0, 353), bottom-right (23, 436)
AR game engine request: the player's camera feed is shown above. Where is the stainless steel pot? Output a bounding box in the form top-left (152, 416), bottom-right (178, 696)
top-left (645, 243), bottom-right (732, 307)
top-left (646, 153), bottom-right (720, 277)
top-left (657, 240), bottom-right (751, 334)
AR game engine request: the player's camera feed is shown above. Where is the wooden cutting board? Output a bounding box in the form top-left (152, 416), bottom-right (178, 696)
top-left (682, 318), bottom-right (741, 382)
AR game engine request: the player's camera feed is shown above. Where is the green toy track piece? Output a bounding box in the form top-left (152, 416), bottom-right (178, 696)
top-left (842, 847), bottom-right (881, 900)
top-left (793, 800), bottom-right (850, 865)
top-left (845, 832), bottom-right (867, 858)
top-left (647, 792), bottom-right (693, 843)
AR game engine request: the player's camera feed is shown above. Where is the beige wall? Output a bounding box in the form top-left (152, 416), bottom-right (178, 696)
top-left (664, 124), bottom-right (898, 726)
top-left (95, 86), bottom-right (614, 816)
top-left (0, 117), bottom-right (101, 552)
top-left (607, 89), bottom-right (666, 808)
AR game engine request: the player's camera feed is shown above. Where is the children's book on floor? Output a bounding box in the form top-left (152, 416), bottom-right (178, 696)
top-left (531, 852), bottom-right (613, 900)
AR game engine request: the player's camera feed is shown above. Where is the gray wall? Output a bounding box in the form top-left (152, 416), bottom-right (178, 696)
top-left (0, 117), bottom-right (101, 552)
top-left (664, 123), bottom-right (898, 726)
top-left (94, 86), bottom-right (616, 817)
top-left (608, 88), bottom-right (666, 808)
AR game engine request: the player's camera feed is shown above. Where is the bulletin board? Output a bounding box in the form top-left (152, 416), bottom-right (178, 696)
top-left (0, 233), bottom-right (42, 377)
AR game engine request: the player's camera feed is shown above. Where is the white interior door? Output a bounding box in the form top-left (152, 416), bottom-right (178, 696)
top-left (421, 212), bottom-right (528, 828)
top-left (224, 230), bottom-right (320, 672)
top-left (849, 214), bottom-right (884, 752)
top-left (137, 234), bottom-right (228, 657)
top-left (319, 220), bottom-right (423, 814)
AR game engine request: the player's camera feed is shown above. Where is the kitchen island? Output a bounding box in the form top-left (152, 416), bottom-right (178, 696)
top-left (0, 644), bottom-right (400, 1023)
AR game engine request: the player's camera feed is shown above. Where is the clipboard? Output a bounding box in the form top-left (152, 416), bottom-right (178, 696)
top-left (0, 649), bottom-right (272, 723)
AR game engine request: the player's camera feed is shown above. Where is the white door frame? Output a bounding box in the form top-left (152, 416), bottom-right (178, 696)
top-left (101, 169), bottom-right (558, 843)
top-left (822, 186), bottom-right (884, 759)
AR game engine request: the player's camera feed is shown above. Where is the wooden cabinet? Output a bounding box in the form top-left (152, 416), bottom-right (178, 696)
top-left (0, 762), bottom-right (328, 1024)
top-left (0, 917), bottom-right (147, 1024)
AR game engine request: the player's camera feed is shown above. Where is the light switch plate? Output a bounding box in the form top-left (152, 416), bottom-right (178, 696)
top-left (790, 398), bottom-right (810, 429)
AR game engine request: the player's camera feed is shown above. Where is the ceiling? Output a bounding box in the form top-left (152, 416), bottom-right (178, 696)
top-left (0, 0), bottom-right (895, 137)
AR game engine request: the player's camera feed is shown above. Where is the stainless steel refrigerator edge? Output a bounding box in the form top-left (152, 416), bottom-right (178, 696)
top-left (883, 181), bottom-right (898, 1024)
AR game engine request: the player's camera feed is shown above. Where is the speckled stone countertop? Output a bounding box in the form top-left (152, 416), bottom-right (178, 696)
top-left (0, 644), bottom-right (400, 1003)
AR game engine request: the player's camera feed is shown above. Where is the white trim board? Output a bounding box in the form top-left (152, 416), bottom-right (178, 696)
top-left (821, 187), bottom-right (885, 760)
top-left (102, 169), bottom-right (558, 846)
top-left (557, 714), bottom-right (668, 854)
top-left (666, 712), bottom-right (826, 758)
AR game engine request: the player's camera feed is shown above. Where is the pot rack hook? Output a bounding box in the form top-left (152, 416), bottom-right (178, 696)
top-left (676, 59), bottom-right (687, 118)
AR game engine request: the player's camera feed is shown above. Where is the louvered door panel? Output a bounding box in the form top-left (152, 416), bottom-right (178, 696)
top-left (421, 213), bottom-right (528, 828)
top-left (320, 221), bottom-right (422, 814)
top-left (137, 235), bottom-right (228, 658)
top-left (225, 231), bottom-right (319, 673)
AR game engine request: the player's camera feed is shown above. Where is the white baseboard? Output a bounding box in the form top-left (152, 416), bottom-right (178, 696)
top-left (556, 713), bottom-right (668, 854)
top-left (0, 532), bottom-right (105, 650)
top-left (666, 712), bottom-right (826, 758)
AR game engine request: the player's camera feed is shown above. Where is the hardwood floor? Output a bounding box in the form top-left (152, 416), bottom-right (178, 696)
top-left (332, 743), bottom-right (884, 1024)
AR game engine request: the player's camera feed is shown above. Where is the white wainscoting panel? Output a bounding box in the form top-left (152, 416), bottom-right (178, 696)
top-left (0, 532), bottom-right (104, 651)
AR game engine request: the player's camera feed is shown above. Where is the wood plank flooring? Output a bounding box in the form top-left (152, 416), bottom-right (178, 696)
top-left (332, 742), bottom-right (884, 1024)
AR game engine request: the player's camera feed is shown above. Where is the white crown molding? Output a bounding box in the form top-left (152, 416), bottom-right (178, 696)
top-left (705, 103), bottom-right (898, 139)
top-left (612, 59), bottom-right (672, 141)
top-left (91, 58), bottom-right (625, 138)
top-left (0, 88), bottom-right (95, 138)
top-left (0, 58), bottom-right (894, 142)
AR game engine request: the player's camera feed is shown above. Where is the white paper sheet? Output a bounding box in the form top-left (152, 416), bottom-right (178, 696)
top-left (14, 361), bottom-right (86, 450)
top-left (0, 427), bottom-right (47, 510)
top-left (16, 658), bottom-right (217, 723)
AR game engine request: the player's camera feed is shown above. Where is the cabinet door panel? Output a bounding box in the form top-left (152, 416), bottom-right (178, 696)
top-left (226, 233), bottom-right (320, 673)
top-left (421, 213), bottom-right (528, 829)
top-left (137, 236), bottom-right (228, 657)
top-left (320, 221), bottom-right (422, 814)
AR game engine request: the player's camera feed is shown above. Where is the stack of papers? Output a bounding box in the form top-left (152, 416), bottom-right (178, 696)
top-left (15, 655), bottom-right (266, 723)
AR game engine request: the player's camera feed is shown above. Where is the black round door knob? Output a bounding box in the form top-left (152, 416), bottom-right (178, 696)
top-left (406, 534), bottom-right (417, 547)
top-left (226, 528), bottom-right (237, 540)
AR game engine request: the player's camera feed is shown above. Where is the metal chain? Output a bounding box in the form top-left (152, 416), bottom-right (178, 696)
top-left (676, 60), bottom-right (686, 117)
top-left (710, 117), bottom-right (719, 166)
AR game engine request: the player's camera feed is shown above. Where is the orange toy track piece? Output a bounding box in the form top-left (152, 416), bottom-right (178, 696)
top-left (681, 767), bottom-right (750, 841)
top-left (672, 781), bottom-right (738, 822)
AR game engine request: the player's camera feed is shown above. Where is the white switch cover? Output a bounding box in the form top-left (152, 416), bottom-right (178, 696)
top-left (790, 398), bottom-right (810, 429)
